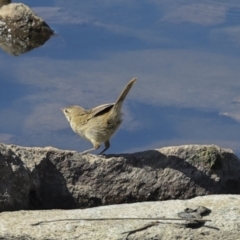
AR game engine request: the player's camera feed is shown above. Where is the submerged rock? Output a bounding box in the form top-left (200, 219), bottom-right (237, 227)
top-left (0, 3), bottom-right (54, 55)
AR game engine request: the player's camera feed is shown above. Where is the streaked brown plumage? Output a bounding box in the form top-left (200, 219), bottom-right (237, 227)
top-left (61, 77), bottom-right (137, 154)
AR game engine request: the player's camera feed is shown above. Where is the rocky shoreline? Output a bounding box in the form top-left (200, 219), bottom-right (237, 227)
top-left (0, 143), bottom-right (240, 239)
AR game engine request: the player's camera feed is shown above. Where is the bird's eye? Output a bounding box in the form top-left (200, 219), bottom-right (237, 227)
top-left (64, 109), bottom-right (69, 113)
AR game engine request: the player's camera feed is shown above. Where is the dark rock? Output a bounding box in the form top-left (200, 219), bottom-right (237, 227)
top-left (0, 143), bottom-right (240, 211)
top-left (0, 3), bottom-right (54, 55)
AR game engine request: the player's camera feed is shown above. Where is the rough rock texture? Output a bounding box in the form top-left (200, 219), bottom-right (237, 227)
top-left (0, 195), bottom-right (239, 240)
top-left (0, 143), bottom-right (240, 211)
top-left (0, 0), bottom-right (11, 9)
top-left (0, 3), bottom-right (54, 55)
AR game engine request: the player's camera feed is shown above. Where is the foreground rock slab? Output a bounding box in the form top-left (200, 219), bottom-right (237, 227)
top-left (0, 143), bottom-right (240, 211)
top-left (0, 195), bottom-right (239, 240)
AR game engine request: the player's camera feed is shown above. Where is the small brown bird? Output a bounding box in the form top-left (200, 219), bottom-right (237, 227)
top-left (61, 77), bottom-right (137, 154)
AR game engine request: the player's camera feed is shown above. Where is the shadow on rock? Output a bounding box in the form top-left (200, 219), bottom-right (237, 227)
top-left (104, 146), bottom-right (240, 202)
top-left (29, 151), bottom-right (77, 210)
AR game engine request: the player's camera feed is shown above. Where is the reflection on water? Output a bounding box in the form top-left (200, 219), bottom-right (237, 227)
top-left (0, 2), bottom-right (54, 56)
top-left (0, 0), bottom-right (240, 156)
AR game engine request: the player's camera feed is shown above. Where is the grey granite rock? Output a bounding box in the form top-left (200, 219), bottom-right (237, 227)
top-left (0, 143), bottom-right (240, 211)
top-left (0, 195), bottom-right (239, 240)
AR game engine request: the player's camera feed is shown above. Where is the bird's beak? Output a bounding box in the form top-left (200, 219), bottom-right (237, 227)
top-left (60, 108), bottom-right (64, 111)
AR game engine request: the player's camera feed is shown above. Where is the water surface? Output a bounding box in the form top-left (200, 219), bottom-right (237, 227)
top-left (1, 0), bottom-right (240, 155)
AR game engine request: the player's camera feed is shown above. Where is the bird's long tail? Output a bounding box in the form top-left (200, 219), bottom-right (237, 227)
top-left (114, 77), bottom-right (137, 109)
top-left (108, 77), bottom-right (137, 119)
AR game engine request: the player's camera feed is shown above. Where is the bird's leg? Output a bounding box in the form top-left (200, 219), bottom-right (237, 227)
top-left (98, 141), bottom-right (110, 155)
top-left (81, 141), bottom-right (100, 155)
top-left (81, 147), bottom-right (96, 155)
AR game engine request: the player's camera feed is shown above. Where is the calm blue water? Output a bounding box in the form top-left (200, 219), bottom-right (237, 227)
top-left (1, 0), bottom-right (240, 155)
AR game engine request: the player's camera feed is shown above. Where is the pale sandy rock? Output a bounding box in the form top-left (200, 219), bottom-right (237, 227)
top-left (0, 3), bottom-right (40, 19)
top-left (0, 195), bottom-right (239, 240)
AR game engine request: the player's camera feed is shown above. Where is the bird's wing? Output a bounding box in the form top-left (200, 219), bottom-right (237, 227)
top-left (88, 103), bottom-right (114, 119)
